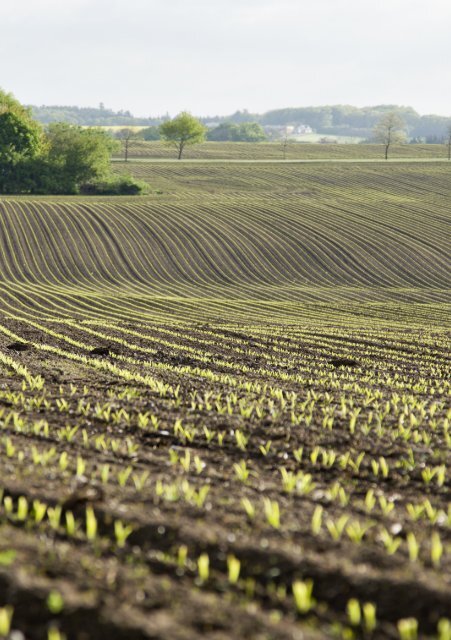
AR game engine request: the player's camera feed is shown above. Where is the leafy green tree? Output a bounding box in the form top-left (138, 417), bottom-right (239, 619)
top-left (236, 122), bottom-right (266, 142)
top-left (207, 122), bottom-right (266, 142)
top-left (206, 122), bottom-right (239, 141)
top-left (139, 126), bottom-right (160, 141)
top-left (0, 89), bottom-right (44, 192)
top-left (159, 112), bottom-right (206, 159)
top-left (207, 122), bottom-right (235, 141)
top-left (44, 123), bottom-right (119, 192)
top-left (0, 90), bottom-right (145, 195)
top-left (373, 112), bottom-right (406, 159)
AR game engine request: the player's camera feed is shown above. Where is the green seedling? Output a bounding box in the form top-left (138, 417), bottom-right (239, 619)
top-left (406, 532), bottom-right (420, 562)
top-left (65, 511), bottom-right (77, 537)
top-left (0, 606), bottom-right (13, 637)
top-left (363, 602), bottom-right (377, 633)
top-left (292, 579), bottom-right (315, 614)
top-left (117, 466), bottom-right (133, 487)
top-left (438, 619), bottom-right (451, 640)
top-left (114, 520), bottom-right (134, 548)
top-left (241, 497), bottom-right (255, 520)
top-left (47, 590), bottom-right (64, 614)
top-left (197, 553), bottom-right (209, 583)
top-left (177, 545), bottom-right (188, 568)
top-left (85, 506), bottom-right (97, 541)
top-left (227, 554), bottom-right (241, 584)
top-left (33, 500), bottom-right (47, 524)
top-left (47, 505), bottom-right (62, 530)
top-left (347, 598), bottom-right (361, 626)
top-left (311, 506), bottom-right (323, 535)
top-left (263, 498), bottom-right (280, 529)
top-left (431, 531), bottom-right (443, 568)
top-left (397, 617), bottom-right (418, 640)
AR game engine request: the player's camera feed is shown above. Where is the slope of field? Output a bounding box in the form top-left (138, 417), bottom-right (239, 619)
top-left (114, 141), bottom-right (448, 160)
top-left (1, 162), bottom-right (450, 327)
top-left (0, 161), bottom-right (450, 640)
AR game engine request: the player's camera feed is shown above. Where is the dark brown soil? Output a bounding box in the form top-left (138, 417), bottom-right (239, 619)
top-left (0, 316), bottom-right (449, 639)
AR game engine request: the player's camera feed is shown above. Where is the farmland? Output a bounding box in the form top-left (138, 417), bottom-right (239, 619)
top-left (113, 141), bottom-right (448, 161)
top-left (0, 158), bottom-right (450, 639)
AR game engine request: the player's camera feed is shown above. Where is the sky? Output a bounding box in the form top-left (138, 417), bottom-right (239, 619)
top-left (1, 0), bottom-right (451, 117)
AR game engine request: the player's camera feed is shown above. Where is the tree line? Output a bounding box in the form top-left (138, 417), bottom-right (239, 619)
top-left (118, 120), bottom-right (267, 144)
top-left (0, 90), bottom-right (146, 195)
top-left (2, 91), bottom-right (451, 195)
top-left (120, 111), bottom-right (451, 161)
top-left (30, 103), bottom-right (451, 141)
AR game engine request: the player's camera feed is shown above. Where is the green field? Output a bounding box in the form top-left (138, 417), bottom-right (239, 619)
top-left (114, 141), bottom-right (449, 161)
top-left (0, 158), bottom-right (450, 639)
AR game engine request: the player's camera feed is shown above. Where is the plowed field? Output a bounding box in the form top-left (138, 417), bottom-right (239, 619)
top-left (0, 161), bottom-right (449, 639)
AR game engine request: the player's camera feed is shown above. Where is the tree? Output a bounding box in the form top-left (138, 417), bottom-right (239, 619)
top-left (236, 122), bottom-right (266, 142)
top-left (44, 123), bottom-right (119, 193)
top-left (0, 89), bottom-right (44, 192)
top-left (445, 122), bottom-right (451, 161)
top-left (139, 126), bottom-right (160, 141)
top-left (159, 112), bottom-right (206, 159)
top-left (373, 112), bottom-right (406, 159)
top-left (0, 89), bottom-right (145, 194)
top-left (207, 121), bottom-right (266, 142)
top-left (282, 134), bottom-right (289, 160)
top-left (207, 122), bottom-right (239, 141)
top-left (116, 127), bottom-right (134, 162)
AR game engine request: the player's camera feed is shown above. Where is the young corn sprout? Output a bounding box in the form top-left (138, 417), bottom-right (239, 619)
top-left (397, 617), bottom-right (418, 640)
top-left (241, 497), bottom-right (255, 520)
top-left (311, 506), bottom-right (323, 535)
top-left (347, 598), bottom-right (361, 626)
top-left (17, 496), bottom-right (28, 521)
top-left (263, 498), bottom-right (281, 529)
top-left (430, 531), bottom-right (443, 568)
top-left (47, 505), bottom-right (62, 531)
top-left (48, 626), bottom-right (67, 640)
top-left (65, 511), bottom-right (77, 537)
top-left (47, 590), bottom-right (64, 614)
top-left (406, 532), bottom-right (420, 562)
top-left (227, 555), bottom-right (241, 584)
top-left (33, 499), bottom-right (47, 524)
top-left (177, 545), bottom-right (188, 568)
top-left (438, 619), bottom-right (451, 640)
top-left (0, 606), bottom-right (13, 637)
top-left (114, 520), bottom-right (134, 548)
top-left (85, 506), bottom-right (98, 541)
top-left (292, 579), bottom-right (315, 614)
top-left (233, 460), bottom-right (251, 483)
top-left (363, 602), bottom-right (377, 633)
top-left (197, 553), bottom-right (209, 583)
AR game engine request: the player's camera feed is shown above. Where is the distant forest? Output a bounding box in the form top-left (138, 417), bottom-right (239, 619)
top-left (30, 104), bottom-right (165, 127)
top-left (29, 104), bottom-right (451, 141)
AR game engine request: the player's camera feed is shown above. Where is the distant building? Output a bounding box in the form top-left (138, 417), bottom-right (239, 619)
top-left (263, 124), bottom-right (313, 137)
top-left (295, 125), bottom-right (313, 134)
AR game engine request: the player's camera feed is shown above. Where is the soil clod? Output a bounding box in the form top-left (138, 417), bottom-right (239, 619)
top-left (328, 357), bottom-right (359, 367)
top-left (89, 346), bottom-right (111, 356)
top-left (6, 342), bottom-right (30, 352)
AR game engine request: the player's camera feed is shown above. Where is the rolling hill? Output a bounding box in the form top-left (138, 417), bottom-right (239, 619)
top-left (0, 161), bottom-right (449, 328)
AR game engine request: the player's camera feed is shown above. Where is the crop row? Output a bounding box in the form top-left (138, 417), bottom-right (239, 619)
top-left (1, 163), bottom-right (450, 327)
top-left (113, 141), bottom-right (448, 160)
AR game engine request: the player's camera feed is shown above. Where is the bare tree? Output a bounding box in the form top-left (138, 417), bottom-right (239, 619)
top-left (446, 122), bottom-right (451, 161)
top-left (282, 133), bottom-right (289, 160)
top-left (117, 128), bottom-right (134, 162)
top-left (373, 112), bottom-right (406, 160)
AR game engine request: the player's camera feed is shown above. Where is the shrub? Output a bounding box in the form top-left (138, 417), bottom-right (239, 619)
top-left (79, 175), bottom-right (148, 195)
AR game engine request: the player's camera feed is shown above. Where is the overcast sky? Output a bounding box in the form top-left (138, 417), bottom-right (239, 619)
top-left (1, 0), bottom-right (450, 117)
